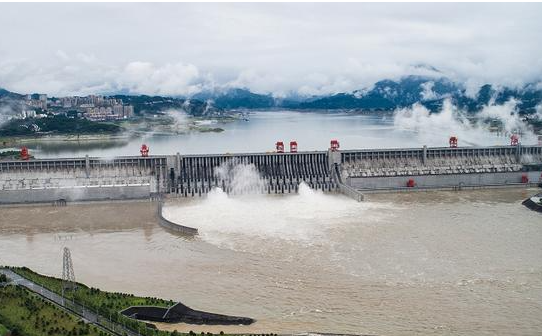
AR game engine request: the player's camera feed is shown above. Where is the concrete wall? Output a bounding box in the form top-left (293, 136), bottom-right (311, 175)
top-left (348, 171), bottom-right (542, 190)
top-left (0, 156), bottom-right (166, 204)
top-left (0, 185), bottom-right (152, 204)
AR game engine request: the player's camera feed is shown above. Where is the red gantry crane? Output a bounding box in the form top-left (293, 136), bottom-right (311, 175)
top-left (276, 141), bottom-right (285, 153)
top-left (330, 139), bottom-right (340, 151)
top-left (20, 146), bottom-right (30, 160)
top-left (290, 141), bottom-right (298, 153)
top-left (510, 134), bottom-right (519, 146)
top-left (449, 136), bottom-right (458, 148)
top-left (140, 144), bottom-right (150, 157)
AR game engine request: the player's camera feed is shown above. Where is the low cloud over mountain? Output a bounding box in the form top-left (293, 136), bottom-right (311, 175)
top-left (1, 3), bottom-right (542, 98)
top-left (189, 76), bottom-right (542, 114)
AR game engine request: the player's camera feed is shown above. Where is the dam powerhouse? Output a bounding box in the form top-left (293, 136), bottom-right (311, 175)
top-left (1, 138), bottom-right (542, 204)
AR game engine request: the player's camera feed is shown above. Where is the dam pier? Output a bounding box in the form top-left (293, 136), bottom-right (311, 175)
top-left (1, 142), bottom-right (542, 204)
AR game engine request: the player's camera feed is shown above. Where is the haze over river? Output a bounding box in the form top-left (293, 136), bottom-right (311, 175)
top-left (22, 110), bottom-right (536, 158)
top-left (1, 187), bottom-right (542, 335)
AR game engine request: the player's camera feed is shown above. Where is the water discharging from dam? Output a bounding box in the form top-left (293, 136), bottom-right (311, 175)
top-left (164, 182), bottom-right (384, 247)
top-left (164, 162), bottom-right (378, 246)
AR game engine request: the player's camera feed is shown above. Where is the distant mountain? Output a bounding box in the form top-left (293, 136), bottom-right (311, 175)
top-left (454, 83), bottom-right (542, 114)
top-left (3, 74), bottom-right (542, 116)
top-left (192, 88), bottom-right (278, 109)
top-left (0, 88), bottom-right (24, 100)
top-left (0, 88), bottom-right (25, 117)
top-left (109, 94), bottom-right (224, 117)
top-left (296, 76), bottom-right (460, 110)
top-left (288, 76), bottom-right (542, 114)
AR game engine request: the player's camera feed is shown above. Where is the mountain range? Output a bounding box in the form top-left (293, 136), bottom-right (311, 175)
top-left (192, 76), bottom-right (542, 114)
top-left (2, 75), bottom-right (542, 115)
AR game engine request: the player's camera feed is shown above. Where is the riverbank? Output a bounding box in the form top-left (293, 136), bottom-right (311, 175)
top-left (1, 267), bottom-right (258, 336)
top-left (0, 134), bottom-right (132, 149)
top-left (0, 114), bottom-right (235, 149)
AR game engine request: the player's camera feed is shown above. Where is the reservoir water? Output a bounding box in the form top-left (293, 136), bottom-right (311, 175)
top-left (1, 187), bottom-right (541, 335)
top-left (22, 110), bottom-right (535, 158)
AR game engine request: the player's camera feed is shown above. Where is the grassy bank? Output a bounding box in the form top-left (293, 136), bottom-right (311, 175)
top-left (0, 285), bottom-right (110, 336)
top-left (6, 267), bottom-right (275, 336)
top-left (0, 324), bottom-right (9, 336)
top-left (11, 267), bottom-right (172, 335)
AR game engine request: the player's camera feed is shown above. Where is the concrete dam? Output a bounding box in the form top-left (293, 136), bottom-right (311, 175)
top-left (1, 144), bottom-right (542, 204)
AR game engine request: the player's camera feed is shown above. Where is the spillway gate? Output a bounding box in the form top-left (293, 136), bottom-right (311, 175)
top-left (174, 152), bottom-right (336, 197)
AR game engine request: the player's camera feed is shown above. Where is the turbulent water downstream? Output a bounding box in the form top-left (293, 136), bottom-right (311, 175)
top-left (1, 187), bottom-right (541, 335)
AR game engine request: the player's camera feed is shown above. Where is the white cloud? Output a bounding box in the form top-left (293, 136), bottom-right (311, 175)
top-left (420, 81), bottom-right (438, 101)
top-left (0, 54), bottom-right (209, 97)
top-left (535, 103), bottom-right (542, 120)
top-left (119, 61), bottom-right (204, 96)
top-left (0, 3), bottom-right (541, 96)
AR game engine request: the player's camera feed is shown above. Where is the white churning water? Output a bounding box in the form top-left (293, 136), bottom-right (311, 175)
top-left (163, 182), bottom-right (390, 246)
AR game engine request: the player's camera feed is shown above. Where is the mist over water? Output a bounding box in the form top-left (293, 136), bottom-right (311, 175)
top-left (164, 182), bottom-right (390, 249)
top-left (213, 161), bottom-right (267, 195)
top-left (28, 108), bottom-right (541, 159)
top-left (393, 99), bottom-right (538, 146)
top-left (165, 161), bottom-right (388, 247)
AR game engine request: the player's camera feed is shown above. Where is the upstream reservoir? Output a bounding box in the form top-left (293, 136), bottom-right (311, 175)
top-left (18, 110), bottom-right (539, 158)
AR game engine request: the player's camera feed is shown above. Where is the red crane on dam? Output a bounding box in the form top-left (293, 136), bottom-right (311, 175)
top-left (20, 147), bottom-right (30, 160)
top-left (276, 141), bottom-right (285, 153)
top-left (449, 136), bottom-right (458, 148)
top-left (290, 141), bottom-right (298, 153)
top-left (330, 139), bottom-right (340, 151)
top-left (140, 144), bottom-right (150, 157)
top-left (510, 134), bottom-right (519, 146)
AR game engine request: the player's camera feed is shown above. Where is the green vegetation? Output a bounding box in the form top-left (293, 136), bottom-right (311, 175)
top-left (0, 323), bottom-right (9, 336)
top-left (0, 115), bottom-right (122, 137)
top-left (11, 267), bottom-right (172, 336)
top-left (0, 285), bottom-right (109, 336)
top-left (0, 150), bottom-right (34, 161)
top-left (6, 267), bottom-right (274, 336)
top-left (109, 95), bottom-right (217, 117)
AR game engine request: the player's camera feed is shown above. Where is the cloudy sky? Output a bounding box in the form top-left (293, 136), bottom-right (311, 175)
top-left (0, 3), bottom-right (541, 97)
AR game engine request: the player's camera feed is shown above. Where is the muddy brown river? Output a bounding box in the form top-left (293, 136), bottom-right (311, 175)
top-left (1, 187), bottom-right (542, 335)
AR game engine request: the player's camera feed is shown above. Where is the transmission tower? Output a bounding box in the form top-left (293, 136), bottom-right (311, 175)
top-left (62, 247), bottom-right (77, 295)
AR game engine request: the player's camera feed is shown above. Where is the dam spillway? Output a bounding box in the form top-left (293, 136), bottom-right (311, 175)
top-left (177, 152), bottom-right (334, 196)
top-left (1, 145), bottom-right (542, 204)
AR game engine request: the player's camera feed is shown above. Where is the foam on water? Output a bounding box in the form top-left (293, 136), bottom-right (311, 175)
top-left (164, 183), bottom-right (390, 249)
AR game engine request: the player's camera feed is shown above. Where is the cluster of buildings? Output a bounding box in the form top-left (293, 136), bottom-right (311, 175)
top-left (83, 105), bottom-right (134, 121)
top-left (20, 94), bottom-right (135, 122)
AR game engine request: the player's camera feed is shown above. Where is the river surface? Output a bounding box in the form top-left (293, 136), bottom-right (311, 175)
top-left (1, 187), bottom-right (542, 335)
top-left (20, 110), bottom-right (531, 158)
